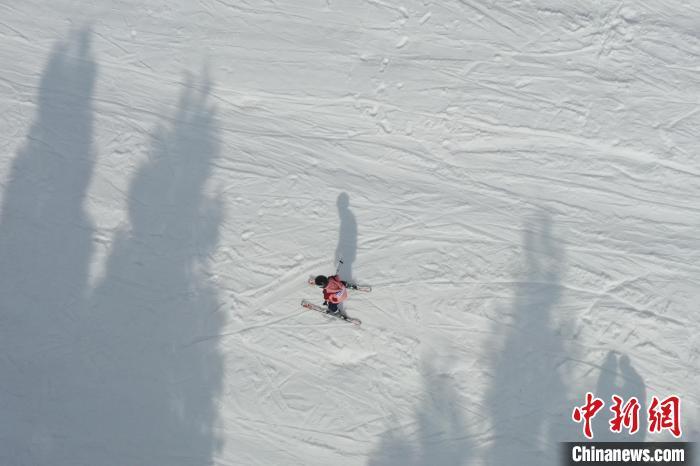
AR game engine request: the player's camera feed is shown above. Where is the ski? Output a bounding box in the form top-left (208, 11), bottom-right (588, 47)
top-left (307, 277), bottom-right (371, 293)
top-left (301, 299), bottom-right (361, 326)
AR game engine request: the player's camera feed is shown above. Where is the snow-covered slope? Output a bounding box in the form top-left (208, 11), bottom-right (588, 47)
top-left (1, 1), bottom-right (698, 465)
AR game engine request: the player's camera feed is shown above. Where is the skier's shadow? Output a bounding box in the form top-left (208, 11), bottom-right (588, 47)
top-left (335, 192), bottom-right (357, 281)
top-left (592, 351), bottom-right (647, 442)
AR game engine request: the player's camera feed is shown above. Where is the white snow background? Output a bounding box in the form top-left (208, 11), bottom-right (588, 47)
top-left (0, 1), bottom-right (698, 465)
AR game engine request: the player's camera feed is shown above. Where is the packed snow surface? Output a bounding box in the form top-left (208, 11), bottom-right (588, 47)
top-left (1, 1), bottom-right (698, 465)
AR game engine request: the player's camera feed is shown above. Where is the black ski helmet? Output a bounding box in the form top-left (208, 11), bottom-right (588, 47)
top-left (315, 275), bottom-right (328, 287)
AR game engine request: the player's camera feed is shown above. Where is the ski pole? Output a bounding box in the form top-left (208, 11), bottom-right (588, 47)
top-left (335, 257), bottom-right (344, 276)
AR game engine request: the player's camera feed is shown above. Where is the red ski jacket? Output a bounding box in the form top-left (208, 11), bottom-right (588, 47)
top-left (323, 275), bottom-right (348, 304)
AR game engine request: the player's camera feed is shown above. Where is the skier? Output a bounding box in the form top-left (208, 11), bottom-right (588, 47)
top-left (301, 273), bottom-right (368, 325)
top-left (314, 274), bottom-right (355, 319)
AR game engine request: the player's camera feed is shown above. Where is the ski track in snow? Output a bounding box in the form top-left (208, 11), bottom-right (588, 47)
top-left (0, 1), bottom-right (699, 465)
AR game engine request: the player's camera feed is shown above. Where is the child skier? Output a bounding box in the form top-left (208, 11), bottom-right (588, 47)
top-left (314, 274), bottom-right (356, 318)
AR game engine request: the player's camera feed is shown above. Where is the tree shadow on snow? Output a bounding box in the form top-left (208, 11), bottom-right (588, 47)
top-left (82, 72), bottom-right (225, 465)
top-left (483, 212), bottom-right (576, 466)
top-left (0, 28), bottom-right (98, 465)
top-left (335, 192), bottom-right (357, 281)
top-left (367, 358), bottom-right (473, 466)
top-left (0, 29), bottom-right (225, 465)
